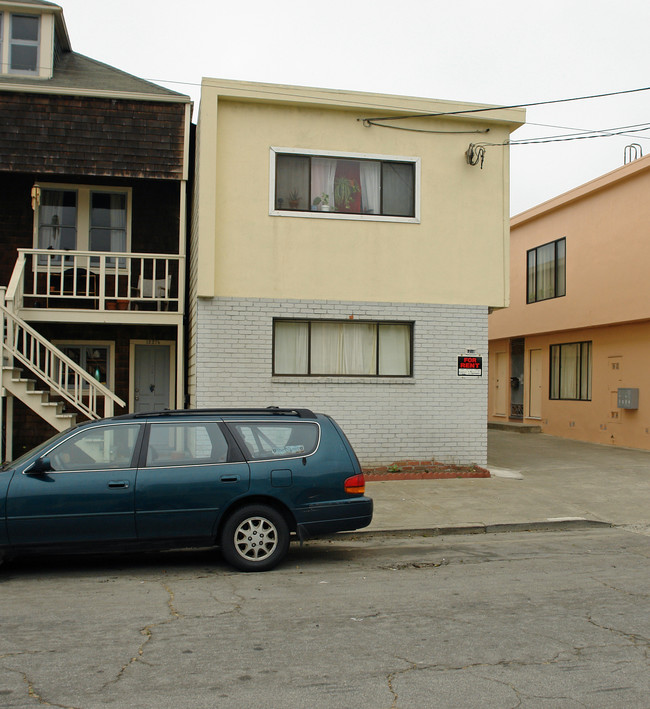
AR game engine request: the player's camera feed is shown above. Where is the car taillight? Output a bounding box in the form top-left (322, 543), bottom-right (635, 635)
top-left (344, 473), bottom-right (365, 495)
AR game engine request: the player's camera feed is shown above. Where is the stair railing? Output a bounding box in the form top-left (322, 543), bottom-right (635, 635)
top-left (0, 295), bottom-right (125, 420)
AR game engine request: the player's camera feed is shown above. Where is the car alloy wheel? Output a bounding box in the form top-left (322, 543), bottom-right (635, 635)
top-left (221, 505), bottom-right (290, 572)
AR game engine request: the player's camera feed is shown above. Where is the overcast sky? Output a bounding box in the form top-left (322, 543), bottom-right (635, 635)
top-left (59, 0), bottom-right (650, 215)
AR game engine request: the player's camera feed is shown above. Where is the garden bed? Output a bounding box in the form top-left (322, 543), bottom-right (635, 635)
top-left (362, 460), bottom-right (490, 480)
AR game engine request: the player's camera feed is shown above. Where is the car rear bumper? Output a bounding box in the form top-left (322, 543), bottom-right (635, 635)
top-left (295, 496), bottom-right (373, 538)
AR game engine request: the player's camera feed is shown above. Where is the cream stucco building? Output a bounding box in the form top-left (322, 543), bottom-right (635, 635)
top-left (489, 153), bottom-right (650, 450)
top-left (191, 79), bottom-right (524, 465)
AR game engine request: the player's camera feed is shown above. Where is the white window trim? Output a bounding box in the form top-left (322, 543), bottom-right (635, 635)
top-left (0, 10), bottom-right (54, 78)
top-left (53, 340), bottom-right (115, 391)
top-left (9, 12), bottom-right (39, 76)
top-left (269, 147), bottom-right (421, 224)
top-left (33, 182), bottom-right (133, 254)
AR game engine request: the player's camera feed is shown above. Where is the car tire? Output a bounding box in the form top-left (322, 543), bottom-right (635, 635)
top-left (220, 505), bottom-right (290, 572)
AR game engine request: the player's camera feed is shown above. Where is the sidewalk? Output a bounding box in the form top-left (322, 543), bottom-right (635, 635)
top-left (362, 430), bottom-right (650, 535)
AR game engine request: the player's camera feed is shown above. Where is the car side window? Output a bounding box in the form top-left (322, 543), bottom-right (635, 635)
top-left (228, 422), bottom-right (319, 460)
top-left (48, 424), bottom-right (141, 471)
top-left (145, 422), bottom-right (231, 467)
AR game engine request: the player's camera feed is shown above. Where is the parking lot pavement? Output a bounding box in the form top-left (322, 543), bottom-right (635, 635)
top-left (363, 430), bottom-right (650, 535)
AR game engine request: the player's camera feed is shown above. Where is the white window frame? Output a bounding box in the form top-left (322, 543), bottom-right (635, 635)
top-left (269, 147), bottom-right (421, 224)
top-left (7, 12), bottom-right (40, 75)
top-left (53, 340), bottom-right (115, 391)
top-left (273, 318), bottom-right (413, 377)
top-left (0, 10), bottom-right (55, 78)
top-left (33, 182), bottom-right (133, 256)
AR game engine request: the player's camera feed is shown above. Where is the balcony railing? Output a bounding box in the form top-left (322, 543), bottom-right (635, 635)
top-left (7, 249), bottom-right (183, 313)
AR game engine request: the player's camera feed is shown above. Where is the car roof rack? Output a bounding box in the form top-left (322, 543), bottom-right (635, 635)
top-left (112, 407), bottom-right (317, 421)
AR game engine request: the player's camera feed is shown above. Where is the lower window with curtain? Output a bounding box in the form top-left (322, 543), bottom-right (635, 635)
top-left (273, 320), bottom-right (413, 377)
top-left (549, 341), bottom-right (592, 400)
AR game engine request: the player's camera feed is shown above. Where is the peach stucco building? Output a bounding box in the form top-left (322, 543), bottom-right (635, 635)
top-left (489, 153), bottom-right (650, 450)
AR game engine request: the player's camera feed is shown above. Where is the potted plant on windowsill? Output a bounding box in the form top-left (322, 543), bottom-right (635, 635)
top-left (312, 193), bottom-right (332, 211)
top-left (334, 177), bottom-right (359, 211)
top-left (288, 191), bottom-right (300, 209)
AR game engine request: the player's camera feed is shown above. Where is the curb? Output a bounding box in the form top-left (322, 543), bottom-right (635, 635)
top-left (336, 518), bottom-right (613, 539)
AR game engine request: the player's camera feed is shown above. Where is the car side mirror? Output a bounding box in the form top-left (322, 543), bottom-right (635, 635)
top-left (25, 456), bottom-right (53, 475)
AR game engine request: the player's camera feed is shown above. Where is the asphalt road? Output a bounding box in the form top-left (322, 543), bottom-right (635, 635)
top-left (1, 527), bottom-right (649, 708)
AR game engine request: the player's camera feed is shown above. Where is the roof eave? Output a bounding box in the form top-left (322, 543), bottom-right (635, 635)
top-left (0, 81), bottom-right (192, 104)
top-left (511, 153), bottom-right (650, 227)
top-left (201, 77), bottom-right (526, 131)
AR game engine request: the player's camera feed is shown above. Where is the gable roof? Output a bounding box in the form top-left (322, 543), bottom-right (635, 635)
top-left (512, 153), bottom-right (650, 227)
top-left (1, 0), bottom-right (60, 6)
top-left (0, 51), bottom-right (190, 102)
top-left (0, 1), bottom-right (189, 103)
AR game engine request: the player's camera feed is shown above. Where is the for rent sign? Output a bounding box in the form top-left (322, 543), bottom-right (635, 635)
top-left (458, 355), bottom-right (482, 376)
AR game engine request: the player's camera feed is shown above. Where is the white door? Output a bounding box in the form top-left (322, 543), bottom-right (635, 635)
top-left (528, 349), bottom-right (542, 419)
top-left (134, 344), bottom-right (171, 412)
top-left (494, 352), bottom-right (508, 416)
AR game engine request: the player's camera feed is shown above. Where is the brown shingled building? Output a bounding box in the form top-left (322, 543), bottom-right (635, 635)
top-left (0, 0), bottom-right (192, 457)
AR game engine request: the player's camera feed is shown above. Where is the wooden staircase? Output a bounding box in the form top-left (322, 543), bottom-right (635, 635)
top-left (2, 366), bottom-right (77, 431)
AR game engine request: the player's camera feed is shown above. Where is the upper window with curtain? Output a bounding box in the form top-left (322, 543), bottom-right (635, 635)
top-left (527, 237), bottom-right (566, 303)
top-left (271, 148), bottom-right (419, 222)
top-left (273, 319), bottom-right (413, 377)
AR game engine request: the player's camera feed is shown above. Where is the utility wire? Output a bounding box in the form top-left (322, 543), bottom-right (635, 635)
top-left (473, 122), bottom-right (650, 148)
top-left (524, 120), bottom-right (650, 142)
top-left (362, 84), bottom-right (650, 123)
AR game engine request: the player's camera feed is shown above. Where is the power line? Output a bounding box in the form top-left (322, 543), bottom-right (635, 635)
top-left (525, 120), bottom-right (650, 142)
top-left (362, 84), bottom-right (650, 123)
top-left (483, 121), bottom-right (650, 147)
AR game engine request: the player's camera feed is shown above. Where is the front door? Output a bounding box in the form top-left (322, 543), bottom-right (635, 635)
top-left (510, 339), bottom-right (525, 419)
top-left (134, 344), bottom-right (171, 412)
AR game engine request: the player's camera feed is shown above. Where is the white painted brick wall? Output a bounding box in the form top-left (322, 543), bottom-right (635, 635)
top-left (194, 297), bottom-right (488, 466)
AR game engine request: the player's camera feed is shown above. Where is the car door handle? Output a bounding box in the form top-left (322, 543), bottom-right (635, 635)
top-left (108, 480), bottom-right (130, 489)
top-left (220, 475), bottom-right (240, 483)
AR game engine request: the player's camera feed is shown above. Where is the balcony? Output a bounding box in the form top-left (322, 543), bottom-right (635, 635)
top-left (6, 249), bottom-right (184, 323)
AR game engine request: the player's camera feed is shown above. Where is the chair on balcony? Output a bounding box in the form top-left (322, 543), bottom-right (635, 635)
top-left (48, 268), bottom-right (98, 308)
top-left (131, 275), bottom-right (172, 311)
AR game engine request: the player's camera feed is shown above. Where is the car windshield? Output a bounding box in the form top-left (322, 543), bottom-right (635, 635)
top-left (1, 428), bottom-right (76, 470)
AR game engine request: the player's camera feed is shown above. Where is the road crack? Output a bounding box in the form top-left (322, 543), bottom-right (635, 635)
top-left (586, 614), bottom-right (649, 650)
top-left (104, 581), bottom-right (183, 688)
top-left (3, 666), bottom-right (82, 709)
top-left (385, 652), bottom-right (567, 708)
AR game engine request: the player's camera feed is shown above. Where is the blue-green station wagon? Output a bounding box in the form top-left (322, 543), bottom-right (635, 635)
top-left (0, 408), bottom-right (373, 571)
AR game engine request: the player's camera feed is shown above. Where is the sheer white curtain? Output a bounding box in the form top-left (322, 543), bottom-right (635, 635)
top-left (378, 324), bottom-right (410, 375)
top-left (39, 190), bottom-right (66, 249)
top-left (38, 189), bottom-right (78, 265)
top-left (311, 158), bottom-right (337, 208)
top-left (342, 323), bottom-right (376, 374)
top-left (536, 242), bottom-right (555, 300)
top-left (360, 161), bottom-right (381, 214)
top-left (108, 193), bottom-right (127, 253)
top-left (312, 322), bottom-right (376, 374)
top-left (559, 344), bottom-right (579, 399)
top-left (90, 192), bottom-right (127, 267)
top-left (274, 322), bottom-right (309, 374)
